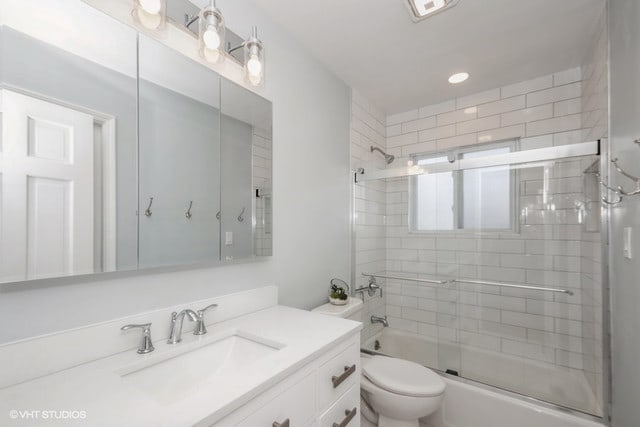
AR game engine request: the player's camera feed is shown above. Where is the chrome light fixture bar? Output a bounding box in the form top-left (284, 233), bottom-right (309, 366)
top-left (406, 0), bottom-right (459, 22)
top-left (136, 0), bottom-right (266, 87)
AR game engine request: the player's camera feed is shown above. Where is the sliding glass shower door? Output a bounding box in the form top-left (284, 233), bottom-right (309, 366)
top-left (356, 141), bottom-right (605, 417)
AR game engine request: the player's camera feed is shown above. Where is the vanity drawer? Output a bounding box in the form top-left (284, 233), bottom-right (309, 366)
top-left (318, 384), bottom-right (360, 427)
top-left (317, 342), bottom-right (359, 412)
top-left (237, 372), bottom-right (316, 427)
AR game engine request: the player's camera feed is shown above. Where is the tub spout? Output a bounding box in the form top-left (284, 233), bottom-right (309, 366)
top-left (371, 315), bottom-right (389, 327)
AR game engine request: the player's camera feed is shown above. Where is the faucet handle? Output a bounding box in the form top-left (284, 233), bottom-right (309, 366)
top-left (194, 304), bottom-right (218, 335)
top-left (121, 323), bottom-right (155, 354)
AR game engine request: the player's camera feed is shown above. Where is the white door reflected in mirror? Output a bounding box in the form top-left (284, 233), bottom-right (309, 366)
top-left (0, 90), bottom-right (97, 282)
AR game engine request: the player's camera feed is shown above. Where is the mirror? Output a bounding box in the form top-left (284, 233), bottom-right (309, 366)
top-left (220, 80), bottom-right (273, 260)
top-left (0, 1), bottom-right (138, 283)
top-left (138, 35), bottom-right (221, 268)
top-left (0, 1), bottom-right (272, 286)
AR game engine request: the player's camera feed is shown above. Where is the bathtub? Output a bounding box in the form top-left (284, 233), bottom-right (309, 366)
top-left (362, 328), bottom-right (604, 427)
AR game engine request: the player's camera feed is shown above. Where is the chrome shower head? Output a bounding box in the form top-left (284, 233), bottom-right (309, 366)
top-left (384, 153), bottom-right (395, 164)
top-left (370, 146), bottom-right (395, 164)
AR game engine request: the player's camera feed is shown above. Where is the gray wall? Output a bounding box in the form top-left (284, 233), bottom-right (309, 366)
top-left (220, 114), bottom-right (253, 261)
top-left (609, 0), bottom-right (640, 425)
top-left (138, 80), bottom-right (221, 267)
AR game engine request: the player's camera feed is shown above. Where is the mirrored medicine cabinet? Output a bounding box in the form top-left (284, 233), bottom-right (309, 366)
top-left (0, 0), bottom-right (272, 285)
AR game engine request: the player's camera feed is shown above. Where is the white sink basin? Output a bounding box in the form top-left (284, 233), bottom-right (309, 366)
top-left (119, 330), bottom-right (283, 404)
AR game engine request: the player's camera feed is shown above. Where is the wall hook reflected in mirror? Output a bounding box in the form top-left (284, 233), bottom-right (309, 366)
top-left (237, 207), bottom-right (246, 222)
top-left (144, 197), bottom-right (154, 217)
top-left (216, 211), bottom-right (221, 220)
top-left (185, 201), bottom-right (193, 219)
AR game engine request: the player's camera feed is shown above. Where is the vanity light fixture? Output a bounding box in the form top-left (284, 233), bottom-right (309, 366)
top-left (188, 0), bottom-right (226, 64)
top-left (406, 0), bottom-right (459, 22)
top-left (183, 3), bottom-right (265, 86)
top-left (448, 72), bottom-right (469, 84)
top-left (227, 26), bottom-right (265, 87)
top-left (132, 0), bottom-right (167, 30)
top-left (242, 26), bottom-right (265, 87)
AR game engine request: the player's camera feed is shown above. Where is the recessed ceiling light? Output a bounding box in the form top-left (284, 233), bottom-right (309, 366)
top-left (406, 0), bottom-right (458, 21)
top-left (448, 72), bottom-right (469, 84)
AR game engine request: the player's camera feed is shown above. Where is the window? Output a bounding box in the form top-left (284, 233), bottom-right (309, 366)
top-left (410, 141), bottom-right (517, 232)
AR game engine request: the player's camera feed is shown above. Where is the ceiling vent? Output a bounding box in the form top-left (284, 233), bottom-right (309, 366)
top-left (406, 0), bottom-right (459, 22)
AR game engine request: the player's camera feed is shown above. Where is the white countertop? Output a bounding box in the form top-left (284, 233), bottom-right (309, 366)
top-left (0, 306), bottom-right (362, 426)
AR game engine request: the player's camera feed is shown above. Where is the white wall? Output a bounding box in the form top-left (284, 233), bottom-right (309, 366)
top-left (0, 0), bottom-right (351, 343)
top-left (213, 0), bottom-right (352, 309)
top-left (609, 0), bottom-right (640, 425)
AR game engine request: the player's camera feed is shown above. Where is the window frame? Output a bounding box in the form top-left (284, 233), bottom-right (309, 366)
top-left (408, 140), bottom-right (520, 235)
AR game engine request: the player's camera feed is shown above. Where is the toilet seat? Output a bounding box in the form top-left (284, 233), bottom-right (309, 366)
top-left (362, 356), bottom-right (445, 397)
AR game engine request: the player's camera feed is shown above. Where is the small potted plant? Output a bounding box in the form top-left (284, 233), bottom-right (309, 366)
top-left (329, 283), bottom-right (349, 306)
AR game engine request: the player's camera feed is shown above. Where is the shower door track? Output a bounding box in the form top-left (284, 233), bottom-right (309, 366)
top-left (355, 140), bottom-right (600, 182)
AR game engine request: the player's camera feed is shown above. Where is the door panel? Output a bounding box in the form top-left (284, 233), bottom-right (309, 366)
top-left (26, 177), bottom-right (71, 279)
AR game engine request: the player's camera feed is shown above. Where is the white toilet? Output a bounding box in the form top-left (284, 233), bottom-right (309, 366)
top-left (312, 298), bottom-right (446, 427)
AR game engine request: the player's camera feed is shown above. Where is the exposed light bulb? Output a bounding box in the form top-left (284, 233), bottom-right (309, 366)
top-left (203, 26), bottom-right (221, 50)
top-left (247, 54), bottom-right (262, 76)
top-left (139, 0), bottom-right (162, 15)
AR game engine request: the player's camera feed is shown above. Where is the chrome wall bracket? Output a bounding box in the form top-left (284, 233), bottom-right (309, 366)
top-left (601, 138), bottom-right (640, 204)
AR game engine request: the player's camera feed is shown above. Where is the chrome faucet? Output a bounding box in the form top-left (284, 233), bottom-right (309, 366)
top-left (121, 323), bottom-right (155, 354)
top-left (371, 315), bottom-right (389, 327)
top-left (194, 304), bottom-right (218, 335)
top-left (167, 309), bottom-right (198, 344)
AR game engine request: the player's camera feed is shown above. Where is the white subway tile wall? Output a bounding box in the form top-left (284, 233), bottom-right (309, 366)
top-left (253, 126), bottom-right (272, 256)
top-left (377, 65), bottom-right (605, 415)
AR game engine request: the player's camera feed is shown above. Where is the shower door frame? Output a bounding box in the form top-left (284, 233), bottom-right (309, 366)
top-left (351, 139), bottom-right (612, 424)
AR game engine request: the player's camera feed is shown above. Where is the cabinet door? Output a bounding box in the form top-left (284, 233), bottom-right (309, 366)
top-left (237, 372), bottom-right (316, 427)
top-left (318, 384), bottom-right (360, 427)
top-left (317, 342), bottom-right (360, 413)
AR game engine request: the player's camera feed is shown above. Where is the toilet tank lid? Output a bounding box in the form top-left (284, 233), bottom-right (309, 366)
top-left (311, 298), bottom-right (363, 318)
top-left (363, 355), bottom-right (446, 397)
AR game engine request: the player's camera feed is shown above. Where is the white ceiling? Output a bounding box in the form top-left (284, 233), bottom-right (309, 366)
top-left (250, 0), bottom-right (605, 115)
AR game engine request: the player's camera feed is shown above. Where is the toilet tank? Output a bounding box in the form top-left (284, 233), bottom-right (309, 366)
top-left (312, 298), bottom-right (364, 322)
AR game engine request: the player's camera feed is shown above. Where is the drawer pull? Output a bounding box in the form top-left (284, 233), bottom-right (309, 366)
top-left (331, 364), bottom-right (356, 388)
top-left (272, 419), bottom-right (290, 427)
top-left (332, 407), bottom-right (357, 427)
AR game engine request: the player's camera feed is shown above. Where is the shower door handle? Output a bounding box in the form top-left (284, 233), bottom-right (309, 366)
top-left (331, 364), bottom-right (356, 388)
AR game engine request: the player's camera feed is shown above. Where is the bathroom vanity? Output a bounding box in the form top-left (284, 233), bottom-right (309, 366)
top-left (0, 287), bottom-right (362, 426)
